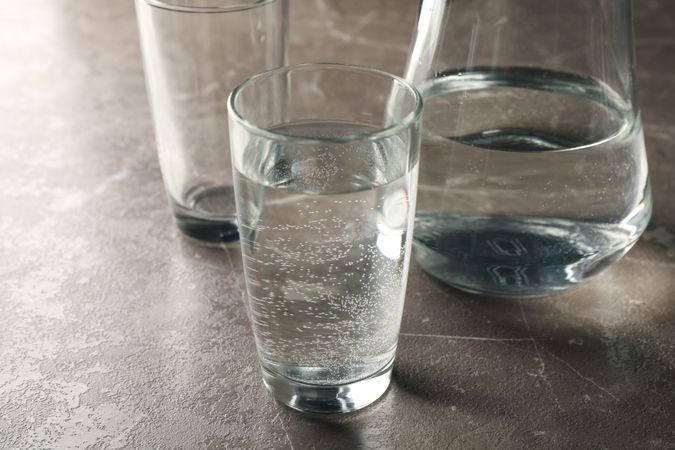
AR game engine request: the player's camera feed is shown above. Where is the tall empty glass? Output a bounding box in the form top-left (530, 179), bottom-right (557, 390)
top-left (228, 64), bottom-right (422, 413)
top-left (135, 0), bottom-right (287, 243)
top-left (405, 0), bottom-right (651, 297)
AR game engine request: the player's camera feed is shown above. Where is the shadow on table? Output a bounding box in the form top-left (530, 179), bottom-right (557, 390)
top-left (392, 264), bottom-right (675, 446)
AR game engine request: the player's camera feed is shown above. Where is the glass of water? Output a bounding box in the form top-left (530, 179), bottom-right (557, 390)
top-left (404, 0), bottom-right (651, 297)
top-left (228, 64), bottom-right (422, 413)
top-left (135, 0), bottom-right (288, 243)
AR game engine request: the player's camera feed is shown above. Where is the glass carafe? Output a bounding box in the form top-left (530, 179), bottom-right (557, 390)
top-left (405, 0), bottom-right (651, 297)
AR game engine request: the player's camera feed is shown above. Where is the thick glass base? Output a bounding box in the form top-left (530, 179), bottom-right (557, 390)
top-left (170, 185), bottom-right (239, 244)
top-left (173, 211), bottom-right (239, 244)
top-left (261, 359), bottom-right (393, 414)
top-left (413, 213), bottom-right (647, 298)
top-left (416, 239), bottom-right (634, 299)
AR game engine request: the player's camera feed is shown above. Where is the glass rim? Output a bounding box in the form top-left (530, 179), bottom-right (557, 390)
top-left (227, 63), bottom-right (423, 144)
top-left (143, 0), bottom-right (276, 13)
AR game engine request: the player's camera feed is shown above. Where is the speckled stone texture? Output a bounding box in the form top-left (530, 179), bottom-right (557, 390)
top-left (1, 0), bottom-right (674, 448)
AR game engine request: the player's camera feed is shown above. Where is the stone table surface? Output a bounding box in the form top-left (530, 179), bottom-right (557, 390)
top-left (2, 0), bottom-right (674, 448)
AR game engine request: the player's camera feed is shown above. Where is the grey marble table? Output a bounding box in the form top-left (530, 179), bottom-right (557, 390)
top-left (1, 1), bottom-right (674, 448)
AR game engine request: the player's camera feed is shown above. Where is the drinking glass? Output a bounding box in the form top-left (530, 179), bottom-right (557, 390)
top-left (405, 0), bottom-right (651, 297)
top-left (135, 0), bottom-right (288, 243)
top-left (228, 64), bottom-right (422, 413)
